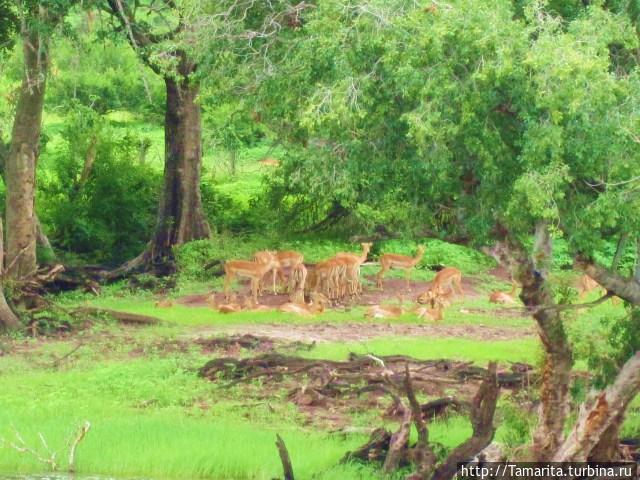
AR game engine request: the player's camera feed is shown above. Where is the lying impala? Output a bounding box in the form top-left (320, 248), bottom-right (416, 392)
top-left (279, 292), bottom-right (329, 316)
top-left (414, 290), bottom-right (447, 321)
top-left (376, 245), bottom-right (426, 289)
top-left (489, 279), bottom-right (519, 305)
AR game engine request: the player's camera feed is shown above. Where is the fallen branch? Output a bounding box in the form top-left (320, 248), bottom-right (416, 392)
top-left (50, 342), bottom-right (85, 369)
top-left (3, 426), bottom-right (58, 471)
top-left (275, 434), bottom-right (294, 480)
top-left (341, 428), bottom-right (391, 464)
top-left (68, 421), bottom-right (91, 473)
top-left (75, 307), bottom-right (161, 325)
top-left (382, 396), bottom-right (411, 473)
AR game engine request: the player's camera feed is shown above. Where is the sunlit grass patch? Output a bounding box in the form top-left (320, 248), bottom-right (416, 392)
top-left (298, 336), bottom-right (540, 365)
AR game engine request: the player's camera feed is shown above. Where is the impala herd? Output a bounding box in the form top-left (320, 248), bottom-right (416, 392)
top-left (215, 243), bottom-right (467, 319)
top-left (185, 243), bottom-right (615, 318)
top-left (156, 243), bottom-right (620, 321)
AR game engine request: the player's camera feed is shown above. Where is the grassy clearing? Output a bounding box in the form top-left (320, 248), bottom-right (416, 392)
top-left (0, 350), bottom-right (368, 479)
top-left (299, 336), bottom-right (540, 365)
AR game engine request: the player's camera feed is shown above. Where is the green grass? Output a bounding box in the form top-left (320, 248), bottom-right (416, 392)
top-left (299, 336), bottom-right (540, 365)
top-left (0, 351), bottom-right (369, 479)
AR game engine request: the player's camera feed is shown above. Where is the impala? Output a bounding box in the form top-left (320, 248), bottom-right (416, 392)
top-left (334, 242), bottom-right (372, 296)
top-left (489, 279), bottom-right (518, 305)
top-left (414, 291), bottom-right (446, 321)
top-left (376, 245), bottom-right (426, 289)
top-left (577, 274), bottom-right (620, 305)
top-left (427, 266), bottom-right (464, 298)
top-left (224, 256), bottom-right (279, 304)
top-left (254, 250), bottom-right (305, 294)
top-left (279, 292), bottom-right (329, 316)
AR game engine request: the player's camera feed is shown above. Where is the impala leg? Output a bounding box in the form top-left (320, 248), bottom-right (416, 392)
top-left (272, 269), bottom-right (278, 294)
top-left (376, 265), bottom-right (388, 289)
top-left (276, 268), bottom-right (287, 292)
top-left (455, 278), bottom-right (464, 298)
top-left (251, 278), bottom-right (259, 305)
top-left (223, 273), bottom-right (234, 300)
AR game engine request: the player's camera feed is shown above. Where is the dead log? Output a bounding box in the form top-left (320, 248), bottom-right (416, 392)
top-left (404, 364), bottom-right (437, 479)
top-left (75, 307), bottom-right (161, 325)
top-left (275, 434), bottom-right (294, 480)
top-left (431, 362), bottom-right (499, 480)
top-left (196, 334), bottom-right (275, 351)
top-left (421, 397), bottom-right (467, 420)
top-left (382, 397), bottom-right (411, 473)
top-left (341, 428), bottom-right (392, 464)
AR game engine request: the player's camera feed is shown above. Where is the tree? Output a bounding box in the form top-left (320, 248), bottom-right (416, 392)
top-left (4, 0), bottom-right (72, 279)
top-left (101, 0), bottom-right (313, 274)
top-left (0, 0), bottom-right (21, 330)
top-left (99, 0), bottom-right (210, 274)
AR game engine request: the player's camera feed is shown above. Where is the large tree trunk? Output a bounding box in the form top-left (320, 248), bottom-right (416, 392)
top-left (635, 237), bottom-right (640, 284)
top-left (109, 74), bottom-right (210, 278)
top-left (5, 27), bottom-right (48, 280)
top-left (514, 224), bottom-right (573, 461)
top-left (0, 219), bottom-right (21, 331)
top-left (149, 76), bottom-right (210, 262)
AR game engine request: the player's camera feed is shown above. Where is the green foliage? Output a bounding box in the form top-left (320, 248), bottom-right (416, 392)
top-left (39, 103), bottom-right (161, 263)
top-left (375, 238), bottom-right (496, 274)
top-left (48, 30), bottom-right (164, 115)
top-left (497, 397), bottom-right (535, 448)
top-left (0, 0), bottom-right (17, 55)
top-left (586, 308), bottom-right (640, 388)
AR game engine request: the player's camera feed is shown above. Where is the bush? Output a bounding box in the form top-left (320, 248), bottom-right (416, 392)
top-left (39, 105), bottom-right (161, 263)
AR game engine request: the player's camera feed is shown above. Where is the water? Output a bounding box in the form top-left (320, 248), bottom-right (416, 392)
top-left (0, 476), bottom-right (153, 480)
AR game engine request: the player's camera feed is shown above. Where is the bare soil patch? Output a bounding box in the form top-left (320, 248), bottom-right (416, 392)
top-left (186, 321), bottom-right (533, 344)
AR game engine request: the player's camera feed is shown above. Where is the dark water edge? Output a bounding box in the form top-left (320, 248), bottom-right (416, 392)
top-left (0, 476), bottom-right (154, 480)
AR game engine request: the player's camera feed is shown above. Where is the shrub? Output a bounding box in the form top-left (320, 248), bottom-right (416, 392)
top-left (39, 105), bottom-right (160, 263)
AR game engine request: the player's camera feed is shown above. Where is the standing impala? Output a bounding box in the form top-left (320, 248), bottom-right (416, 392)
top-left (254, 250), bottom-right (304, 294)
top-left (376, 245), bottom-right (425, 289)
top-left (224, 256), bottom-right (279, 304)
top-left (426, 266), bottom-right (464, 298)
top-left (333, 242), bottom-right (372, 296)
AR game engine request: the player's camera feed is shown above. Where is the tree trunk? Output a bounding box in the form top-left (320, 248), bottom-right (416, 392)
top-left (0, 219), bottom-right (21, 331)
top-left (5, 27), bottom-right (48, 280)
top-left (552, 352), bottom-right (640, 462)
top-left (148, 76), bottom-right (210, 263)
top-left (517, 224), bottom-right (573, 461)
top-left (109, 74), bottom-right (211, 278)
top-left (0, 141), bottom-right (53, 261)
top-left (635, 237), bottom-right (640, 284)
top-left (588, 413), bottom-right (624, 462)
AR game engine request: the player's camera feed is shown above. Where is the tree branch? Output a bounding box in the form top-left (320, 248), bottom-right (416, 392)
top-left (431, 362), bottom-right (499, 480)
top-left (575, 256), bottom-right (640, 305)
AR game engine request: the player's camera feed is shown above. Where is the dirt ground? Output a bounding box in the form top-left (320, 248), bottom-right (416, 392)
top-left (176, 269), bottom-right (531, 343)
top-left (185, 321), bottom-right (533, 344)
